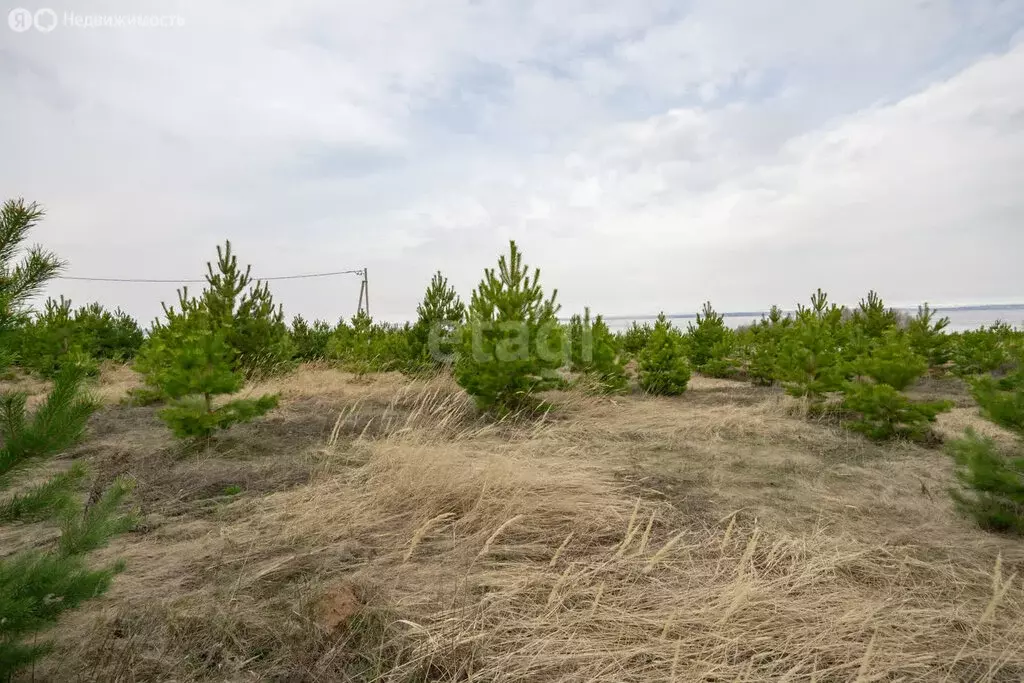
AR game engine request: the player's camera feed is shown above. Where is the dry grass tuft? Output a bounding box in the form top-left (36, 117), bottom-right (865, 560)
top-left (9, 364), bottom-right (1024, 681)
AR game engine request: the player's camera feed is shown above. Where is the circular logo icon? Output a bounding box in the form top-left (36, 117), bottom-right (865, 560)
top-left (7, 7), bottom-right (33, 32)
top-left (34, 8), bottom-right (57, 32)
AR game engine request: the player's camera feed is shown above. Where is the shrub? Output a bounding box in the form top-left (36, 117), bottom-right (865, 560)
top-left (841, 381), bottom-right (951, 441)
top-left (0, 198), bottom-right (135, 678)
top-left (617, 321), bottom-right (652, 357)
top-left (686, 301), bottom-right (735, 377)
top-left (776, 289), bottom-right (848, 400)
top-left (638, 313), bottom-right (691, 396)
top-left (290, 315), bottom-right (333, 361)
top-left (454, 240), bottom-right (563, 414)
top-left (906, 303), bottom-right (951, 369)
top-left (567, 308), bottom-right (628, 394)
top-left (137, 289), bottom-right (279, 440)
top-left (409, 271), bottom-right (465, 372)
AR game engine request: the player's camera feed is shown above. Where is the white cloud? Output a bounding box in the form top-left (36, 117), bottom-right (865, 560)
top-left (0, 0), bottom-right (1022, 323)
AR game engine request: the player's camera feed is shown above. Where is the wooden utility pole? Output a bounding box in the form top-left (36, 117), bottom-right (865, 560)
top-left (356, 268), bottom-right (370, 317)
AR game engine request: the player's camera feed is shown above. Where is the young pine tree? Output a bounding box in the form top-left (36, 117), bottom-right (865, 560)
top-left (0, 198), bottom-right (135, 678)
top-left (617, 321), bottom-right (653, 358)
top-left (948, 354), bottom-right (1024, 534)
top-left (841, 329), bottom-right (950, 441)
top-left (775, 289), bottom-right (848, 401)
top-left (851, 290), bottom-right (899, 341)
top-left (200, 241), bottom-right (293, 377)
top-left (16, 295), bottom-right (96, 378)
top-left (137, 288), bottom-right (279, 441)
top-left (686, 301), bottom-right (735, 377)
top-left (638, 313), bottom-right (691, 396)
top-left (744, 305), bottom-right (791, 386)
top-left (907, 303), bottom-right (951, 370)
top-left (567, 308), bottom-right (628, 394)
top-left (455, 240), bottom-right (563, 414)
top-left (950, 326), bottom-right (1013, 378)
top-left (410, 271), bottom-right (465, 371)
top-left (289, 315), bottom-right (333, 361)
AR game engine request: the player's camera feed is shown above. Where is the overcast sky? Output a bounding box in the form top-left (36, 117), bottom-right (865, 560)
top-left (2, 0), bottom-right (1023, 324)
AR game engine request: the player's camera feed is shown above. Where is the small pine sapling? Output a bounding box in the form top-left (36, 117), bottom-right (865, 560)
top-left (841, 381), bottom-right (950, 442)
top-left (948, 430), bottom-right (1024, 534)
top-left (410, 271), bottom-right (465, 372)
top-left (638, 313), bottom-right (691, 396)
top-left (744, 306), bottom-right (791, 386)
top-left (949, 342), bottom-right (1024, 532)
top-left (686, 301), bottom-right (735, 377)
top-left (950, 326), bottom-right (1013, 378)
top-left (617, 321), bottom-right (653, 358)
top-left (851, 290), bottom-right (899, 340)
top-left (200, 240), bottom-right (294, 377)
top-left (567, 308), bottom-right (628, 394)
top-left (139, 288), bottom-right (279, 441)
top-left (455, 240), bottom-right (563, 414)
top-left (854, 330), bottom-right (929, 391)
top-left (842, 330), bottom-right (950, 441)
top-left (776, 289), bottom-right (848, 402)
top-left (907, 303), bottom-right (951, 370)
top-left (289, 315), bottom-right (333, 361)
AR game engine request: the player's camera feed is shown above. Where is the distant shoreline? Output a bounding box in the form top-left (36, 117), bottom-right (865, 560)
top-left (598, 303), bottom-right (1024, 322)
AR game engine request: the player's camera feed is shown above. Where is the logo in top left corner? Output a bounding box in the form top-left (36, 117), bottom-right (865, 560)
top-left (8, 7), bottom-right (58, 32)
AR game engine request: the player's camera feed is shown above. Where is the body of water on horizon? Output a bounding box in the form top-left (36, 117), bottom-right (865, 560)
top-left (602, 307), bottom-right (1024, 334)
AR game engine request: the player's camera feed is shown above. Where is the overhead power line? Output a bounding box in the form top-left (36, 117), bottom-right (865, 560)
top-left (55, 268), bottom-right (365, 284)
top-left (54, 266), bottom-right (372, 317)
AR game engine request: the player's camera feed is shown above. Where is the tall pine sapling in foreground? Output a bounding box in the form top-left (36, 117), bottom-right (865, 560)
top-left (411, 271), bottom-right (465, 371)
top-left (567, 308), bottom-right (628, 394)
top-left (638, 313), bottom-right (691, 396)
top-left (455, 240), bottom-right (563, 414)
top-left (907, 303), bottom-right (951, 370)
top-left (948, 354), bottom-right (1024, 534)
top-left (138, 287), bottom-right (278, 441)
top-left (0, 198), bottom-right (135, 678)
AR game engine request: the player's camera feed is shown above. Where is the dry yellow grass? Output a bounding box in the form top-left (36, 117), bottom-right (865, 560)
top-left (7, 365), bottom-right (1024, 681)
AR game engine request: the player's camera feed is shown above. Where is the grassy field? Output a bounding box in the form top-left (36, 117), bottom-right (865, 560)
top-left (5, 364), bottom-right (1024, 681)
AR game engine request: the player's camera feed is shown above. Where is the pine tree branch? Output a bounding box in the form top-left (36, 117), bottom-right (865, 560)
top-left (59, 476), bottom-right (137, 556)
top-left (0, 463), bottom-right (87, 523)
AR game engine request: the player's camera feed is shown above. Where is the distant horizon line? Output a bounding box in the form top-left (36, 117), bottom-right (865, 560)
top-left (595, 303), bottom-right (1024, 321)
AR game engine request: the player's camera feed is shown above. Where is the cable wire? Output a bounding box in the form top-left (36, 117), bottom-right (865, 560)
top-left (55, 269), bottom-right (364, 284)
